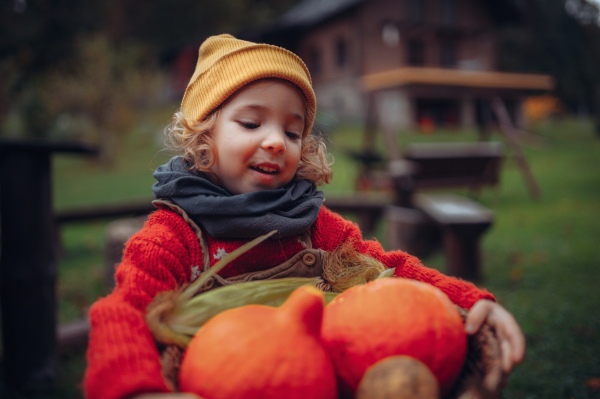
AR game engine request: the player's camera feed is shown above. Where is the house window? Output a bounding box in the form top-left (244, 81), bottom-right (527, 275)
top-left (417, 99), bottom-right (460, 128)
top-left (382, 23), bottom-right (400, 47)
top-left (336, 38), bottom-right (347, 68)
top-left (407, 39), bottom-right (425, 66)
top-left (409, 0), bottom-right (424, 23)
top-left (441, 0), bottom-right (456, 26)
top-left (308, 47), bottom-right (321, 77)
top-left (440, 42), bottom-right (456, 67)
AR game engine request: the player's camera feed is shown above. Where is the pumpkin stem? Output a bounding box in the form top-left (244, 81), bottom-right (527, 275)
top-left (279, 286), bottom-right (325, 337)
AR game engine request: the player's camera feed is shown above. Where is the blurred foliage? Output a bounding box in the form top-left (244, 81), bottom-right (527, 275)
top-left (2, 34), bottom-right (167, 164)
top-left (103, 0), bottom-right (302, 47)
top-left (0, 0), bottom-right (300, 78)
top-left (0, 0), bottom-right (301, 159)
top-left (0, 0), bottom-right (99, 82)
top-left (41, 35), bottom-right (167, 164)
top-left (499, 0), bottom-right (600, 134)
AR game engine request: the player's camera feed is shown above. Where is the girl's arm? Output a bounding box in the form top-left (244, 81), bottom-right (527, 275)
top-left (84, 210), bottom-right (203, 399)
top-left (129, 395), bottom-right (200, 399)
top-left (313, 206), bottom-right (525, 372)
top-left (312, 205), bottom-right (494, 309)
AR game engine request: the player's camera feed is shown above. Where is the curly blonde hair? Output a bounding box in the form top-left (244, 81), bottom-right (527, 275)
top-left (165, 82), bottom-right (333, 186)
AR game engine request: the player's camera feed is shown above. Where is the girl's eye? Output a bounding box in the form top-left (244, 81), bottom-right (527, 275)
top-left (239, 121), bottom-right (259, 129)
top-left (286, 132), bottom-right (301, 140)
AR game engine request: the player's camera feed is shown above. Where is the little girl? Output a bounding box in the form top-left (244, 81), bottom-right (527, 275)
top-left (83, 34), bottom-right (524, 399)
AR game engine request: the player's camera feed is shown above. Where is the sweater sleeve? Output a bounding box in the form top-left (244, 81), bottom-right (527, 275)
top-left (311, 205), bottom-right (494, 309)
top-left (83, 210), bottom-right (203, 399)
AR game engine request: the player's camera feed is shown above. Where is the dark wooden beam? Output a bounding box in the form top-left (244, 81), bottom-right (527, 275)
top-left (0, 139), bottom-right (97, 393)
top-left (56, 201), bottom-right (156, 224)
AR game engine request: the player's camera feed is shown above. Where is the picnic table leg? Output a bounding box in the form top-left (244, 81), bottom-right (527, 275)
top-left (0, 148), bottom-right (58, 392)
top-left (443, 222), bottom-right (492, 281)
top-left (356, 209), bottom-right (384, 237)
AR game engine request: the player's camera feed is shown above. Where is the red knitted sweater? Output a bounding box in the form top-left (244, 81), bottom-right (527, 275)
top-left (83, 206), bottom-right (494, 399)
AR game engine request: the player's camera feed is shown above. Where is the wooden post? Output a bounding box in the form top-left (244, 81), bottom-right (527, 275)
top-left (363, 92), bottom-right (378, 154)
top-left (0, 146), bottom-right (57, 392)
top-left (443, 223), bottom-right (492, 281)
top-left (0, 139), bottom-right (96, 392)
top-left (491, 97), bottom-right (541, 199)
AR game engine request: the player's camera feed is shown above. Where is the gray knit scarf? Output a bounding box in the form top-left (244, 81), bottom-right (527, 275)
top-left (152, 157), bottom-right (324, 239)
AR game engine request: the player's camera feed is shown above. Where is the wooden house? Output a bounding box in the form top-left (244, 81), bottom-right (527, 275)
top-left (262, 0), bottom-right (554, 130)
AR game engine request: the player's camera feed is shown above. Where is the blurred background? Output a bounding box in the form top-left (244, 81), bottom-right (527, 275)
top-left (0, 0), bottom-right (599, 398)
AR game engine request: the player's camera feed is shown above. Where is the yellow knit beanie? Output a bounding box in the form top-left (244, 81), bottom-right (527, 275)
top-left (181, 34), bottom-right (317, 137)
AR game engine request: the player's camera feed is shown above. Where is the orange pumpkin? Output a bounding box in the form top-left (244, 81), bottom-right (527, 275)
top-left (321, 278), bottom-right (466, 395)
top-left (178, 285), bottom-right (338, 399)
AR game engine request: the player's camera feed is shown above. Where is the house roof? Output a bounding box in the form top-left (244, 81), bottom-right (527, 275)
top-left (276, 0), bottom-right (367, 29)
top-left (275, 0), bottom-right (520, 30)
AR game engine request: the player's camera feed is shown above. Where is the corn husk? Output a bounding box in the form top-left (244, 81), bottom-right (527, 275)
top-left (377, 267), bottom-right (396, 279)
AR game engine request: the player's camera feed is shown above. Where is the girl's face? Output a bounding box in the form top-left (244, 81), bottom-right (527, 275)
top-left (209, 80), bottom-right (305, 195)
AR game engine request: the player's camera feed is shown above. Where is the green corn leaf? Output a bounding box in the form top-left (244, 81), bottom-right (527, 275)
top-left (168, 277), bottom-right (322, 334)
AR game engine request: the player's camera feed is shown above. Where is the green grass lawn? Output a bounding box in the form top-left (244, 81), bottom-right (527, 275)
top-left (476, 121), bottom-right (600, 398)
top-left (3, 116), bottom-right (599, 398)
top-left (326, 119), bottom-right (600, 397)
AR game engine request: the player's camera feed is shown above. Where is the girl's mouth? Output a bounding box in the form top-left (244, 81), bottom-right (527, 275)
top-left (250, 165), bottom-right (280, 175)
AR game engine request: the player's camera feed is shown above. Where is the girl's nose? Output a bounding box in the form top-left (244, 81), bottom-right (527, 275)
top-left (261, 129), bottom-right (286, 153)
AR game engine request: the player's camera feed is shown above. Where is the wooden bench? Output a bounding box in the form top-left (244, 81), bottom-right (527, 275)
top-left (412, 193), bottom-right (494, 281)
top-left (385, 142), bottom-right (503, 280)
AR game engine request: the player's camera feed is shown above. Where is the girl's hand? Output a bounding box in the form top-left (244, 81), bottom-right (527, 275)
top-left (465, 299), bottom-right (526, 373)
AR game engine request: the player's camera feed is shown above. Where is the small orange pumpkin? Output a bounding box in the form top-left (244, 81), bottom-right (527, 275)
top-left (178, 285), bottom-right (338, 399)
top-left (321, 278), bottom-right (467, 395)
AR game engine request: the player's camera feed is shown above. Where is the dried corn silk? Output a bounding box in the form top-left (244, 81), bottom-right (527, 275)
top-left (322, 241), bottom-right (387, 292)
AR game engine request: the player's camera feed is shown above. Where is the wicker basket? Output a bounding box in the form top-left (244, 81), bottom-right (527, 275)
top-left (158, 306), bottom-right (506, 399)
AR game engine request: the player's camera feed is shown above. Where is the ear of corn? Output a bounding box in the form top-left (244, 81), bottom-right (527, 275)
top-left (167, 277), bottom-right (324, 336)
